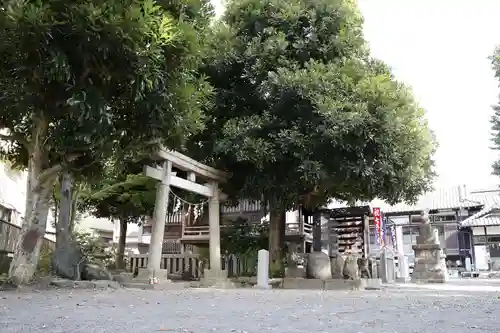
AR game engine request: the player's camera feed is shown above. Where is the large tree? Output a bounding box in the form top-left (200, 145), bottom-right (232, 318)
top-left (190, 0), bottom-right (436, 265)
top-left (0, 0), bottom-right (213, 283)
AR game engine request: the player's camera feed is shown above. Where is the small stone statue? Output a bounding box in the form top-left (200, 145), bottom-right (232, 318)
top-left (357, 256), bottom-right (371, 279)
top-left (342, 251), bottom-right (359, 280)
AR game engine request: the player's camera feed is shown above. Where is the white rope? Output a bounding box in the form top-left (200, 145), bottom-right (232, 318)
top-left (168, 188), bottom-right (209, 206)
top-left (167, 188), bottom-right (209, 223)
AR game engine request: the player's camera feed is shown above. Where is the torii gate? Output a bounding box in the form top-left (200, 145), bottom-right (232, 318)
top-left (143, 148), bottom-right (230, 280)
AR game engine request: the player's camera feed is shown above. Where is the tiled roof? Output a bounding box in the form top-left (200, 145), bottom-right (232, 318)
top-left (328, 186), bottom-right (484, 214)
top-left (460, 192), bottom-right (500, 227)
top-left (461, 216), bottom-right (500, 228)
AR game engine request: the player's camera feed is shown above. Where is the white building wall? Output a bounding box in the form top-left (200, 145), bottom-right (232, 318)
top-left (0, 162), bottom-right (56, 239)
top-left (472, 226), bottom-right (500, 235)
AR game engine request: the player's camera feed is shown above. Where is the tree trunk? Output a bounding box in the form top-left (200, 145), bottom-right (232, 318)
top-left (8, 118), bottom-right (57, 285)
top-left (268, 207), bottom-right (286, 267)
top-left (8, 163), bottom-right (55, 284)
top-left (69, 184), bottom-right (80, 233)
top-left (312, 211), bottom-right (322, 252)
top-left (116, 217), bottom-right (128, 270)
top-left (56, 172), bottom-right (73, 247)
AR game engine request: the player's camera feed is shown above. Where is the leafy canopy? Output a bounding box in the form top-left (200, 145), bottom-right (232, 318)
top-left (0, 0), bottom-right (213, 180)
top-left (190, 0), bottom-right (436, 209)
top-left (81, 161), bottom-right (157, 223)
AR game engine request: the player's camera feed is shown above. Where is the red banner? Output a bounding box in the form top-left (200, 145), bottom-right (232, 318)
top-left (372, 207), bottom-right (381, 245)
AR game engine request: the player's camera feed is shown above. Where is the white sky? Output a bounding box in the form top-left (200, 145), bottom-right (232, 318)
top-left (211, 0), bottom-right (500, 190)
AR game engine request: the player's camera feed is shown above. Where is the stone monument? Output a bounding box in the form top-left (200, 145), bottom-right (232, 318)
top-left (255, 249), bottom-right (271, 289)
top-left (411, 211), bottom-right (448, 283)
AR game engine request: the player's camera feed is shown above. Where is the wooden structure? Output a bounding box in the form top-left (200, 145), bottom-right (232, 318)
top-left (127, 253), bottom-right (256, 279)
top-left (143, 149), bottom-right (230, 280)
top-left (0, 220), bottom-right (55, 253)
top-left (318, 206), bottom-right (371, 257)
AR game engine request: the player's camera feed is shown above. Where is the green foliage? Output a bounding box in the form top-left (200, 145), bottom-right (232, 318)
top-left (82, 171), bottom-right (157, 223)
top-left (220, 218), bottom-right (269, 276)
top-left (36, 243), bottom-right (53, 276)
top-left (269, 260), bottom-right (284, 278)
top-left (189, 0), bottom-right (436, 209)
top-left (220, 217), bottom-right (268, 255)
top-left (73, 229), bottom-right (115, 267)
top-left (0, 0), bottom-right (214, 181)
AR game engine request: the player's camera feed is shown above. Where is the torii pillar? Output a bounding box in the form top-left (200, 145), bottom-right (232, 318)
top-left (208, 181), bottom-right (222, 273)
top-left (147, 161), bottom-right (171, 280)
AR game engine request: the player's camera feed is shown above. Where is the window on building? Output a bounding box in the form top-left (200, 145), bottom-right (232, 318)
top-left (433, 225), bottom-right (446, 249)
top-left (473, 235), bottom-right (487, 244)
top-left (431, 215), bottom-right (456, 222)
top-left (488, 235), bottom-right (500, 243)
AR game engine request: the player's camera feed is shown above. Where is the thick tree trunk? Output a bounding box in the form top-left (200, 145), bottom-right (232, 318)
top-left (268, 207), bottom-right (286, 267)
top-left (8, 167), bottom-right (54, 284)
top-left (116, 217), bottom-right (128, 270)
top-left (8, 118), bottom-right (58, 285)
top-left (312, 211), bottom-right (322, 252)
top-left (56, 172), bottom-right (73, 247)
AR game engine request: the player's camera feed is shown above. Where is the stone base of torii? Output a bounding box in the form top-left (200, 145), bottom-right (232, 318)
top-left (143, 149), bottom-right (231, 285)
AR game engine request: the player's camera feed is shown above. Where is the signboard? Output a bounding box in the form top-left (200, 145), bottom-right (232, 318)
top-left (373, 207), bottom-right (381, 245)
top-left (390, 223), bottom-right (397, 249)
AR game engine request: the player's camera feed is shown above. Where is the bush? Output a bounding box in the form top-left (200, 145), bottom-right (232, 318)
top-left (269, 260), bottom-right (285, 278)
top-left (72, 230), bottom-right (116, 268)
top-left (36, 243), bottom-right (53, 276)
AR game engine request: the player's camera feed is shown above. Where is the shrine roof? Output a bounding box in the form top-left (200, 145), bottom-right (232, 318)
top-left (460, 195), bottom-right (500, 228)
top-left (328, 186), bottom-right (495, 215)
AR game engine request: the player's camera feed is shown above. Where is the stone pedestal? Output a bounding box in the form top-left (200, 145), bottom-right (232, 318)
top-left (285, 265), bottom-right (306, 278)
top-left (197, 268), bottom-right (235, 288)
top-left (330, 255), bottom-right (344, 278)
top-left (411, 213), bottom-right (448, 283)
top-left (397, 255), bottom-right (410, 282)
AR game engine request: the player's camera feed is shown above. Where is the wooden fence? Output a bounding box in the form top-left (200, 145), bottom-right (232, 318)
top-left (127, 253), bottom-right (257, 279)
top-left (0, 219), bottom-right (55, 253)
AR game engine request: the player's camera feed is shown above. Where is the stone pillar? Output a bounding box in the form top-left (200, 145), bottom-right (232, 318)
top-left (395, 225), bottom-right (404, 255)
top-left (147, 161), bottom-right (171, 280)
top-left (256, 249), bottom-right (270, 289)
top-left (208, 181), bottom-right (222, 274)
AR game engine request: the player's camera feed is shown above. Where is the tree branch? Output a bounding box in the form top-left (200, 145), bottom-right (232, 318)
top-left (36, 154), bottom-right (81, 187)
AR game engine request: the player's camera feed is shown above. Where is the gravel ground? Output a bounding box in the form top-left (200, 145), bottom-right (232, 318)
top-left (0, 286), bottom-right (499, 333)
